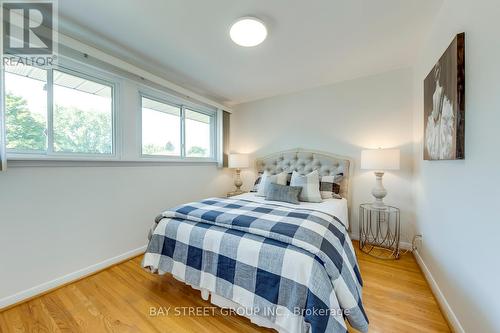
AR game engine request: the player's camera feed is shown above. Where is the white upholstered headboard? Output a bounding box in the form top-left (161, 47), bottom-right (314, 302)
top-left (255, 148), bottom-right (353, 207)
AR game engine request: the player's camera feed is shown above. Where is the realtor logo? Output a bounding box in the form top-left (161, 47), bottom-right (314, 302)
top-left (1, 0), bottom-right (57, 65)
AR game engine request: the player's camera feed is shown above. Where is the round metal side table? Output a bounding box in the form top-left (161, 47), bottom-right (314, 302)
top-left (359, 203), bottom-right (400, 260)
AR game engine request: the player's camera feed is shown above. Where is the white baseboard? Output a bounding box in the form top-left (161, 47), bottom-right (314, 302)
top-left (350, 232), bottom-right (463, 332)
top-left (0, 245), bottom-right (147, 310)
top-left (413, 250), bottom-right (465, 333)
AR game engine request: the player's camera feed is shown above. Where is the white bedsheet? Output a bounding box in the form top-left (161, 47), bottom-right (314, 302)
top-left (233, 192), bottom-right (349, 230)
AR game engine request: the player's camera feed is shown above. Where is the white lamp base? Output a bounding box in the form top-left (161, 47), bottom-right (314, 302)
top-left (371, 171), bottom-right (388, 210)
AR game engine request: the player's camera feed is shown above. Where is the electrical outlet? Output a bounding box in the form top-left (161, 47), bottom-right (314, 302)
top-left (412, 234), bottom-right (423, 251)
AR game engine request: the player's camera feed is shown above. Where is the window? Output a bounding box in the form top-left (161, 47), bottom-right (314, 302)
top-left (4, 64), bottom-right (48, 153)
top-left (185, 109), bottom-right (211, 158)
top-left (2, 55), bottom-right (221, 164)
top-left (141, 94), bottom-right (215, 160)
top-left (3, 62), bottom-right (115, 158)
top-left (141, 97), bottom-right (181, 156)
top-left (53, 70), bottom-right (113, 154)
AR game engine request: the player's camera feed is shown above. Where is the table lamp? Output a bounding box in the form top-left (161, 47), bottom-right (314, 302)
top-left (361, 148), bottom-right (400, 209)
top-left (228, 153), bottom-right (249, 195)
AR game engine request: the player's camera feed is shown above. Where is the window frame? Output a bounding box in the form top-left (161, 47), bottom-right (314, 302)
top-left (2, 55), bottom-right (221, 166)
top-left (2, 65), bottom-right (49, 156)
top-left (139, 88), bottom-right (217, 162)
top-left (139, 92), bottom-right (183, 159)
top-left (184, 107), bottom-right (217, 160)
top-left (4, 58), bottom-right (120, 161)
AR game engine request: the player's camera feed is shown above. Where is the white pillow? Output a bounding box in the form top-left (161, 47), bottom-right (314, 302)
top-left (256, 171), bottom-right (288, 197)
top-left (290, 170), bottom-right (322, 202)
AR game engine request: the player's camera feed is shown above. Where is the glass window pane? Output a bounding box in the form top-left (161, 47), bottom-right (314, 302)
top-left (4, 64), bottom-right (48, 152)
top-left (141, 97), bottom-right (181, 156)
top-left (53, 70), bottom-right (113, 154)
top-left (185, 109), bottom-right (211, 158)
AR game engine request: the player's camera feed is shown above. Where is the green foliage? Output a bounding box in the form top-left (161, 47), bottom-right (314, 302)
top-left (142, 143), bottom-right (207, 157)
top-left (5, 92), bottom-right (46, 151)
top-left (53, 105), bottom-right (112, 154)
top-left (143, 141), bottom-right (176, 155)
top-left (5, 92), bottom-right (206, 157)
top-left (5, 92), bottom-right (112, 154)
top-left (165, 141), bottom-right (175, 152)
top-left (187, 146), bottom-right (207, 157)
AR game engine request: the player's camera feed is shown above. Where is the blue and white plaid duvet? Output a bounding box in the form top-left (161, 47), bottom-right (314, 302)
top-left (143, 197), bottom-right (368, 333)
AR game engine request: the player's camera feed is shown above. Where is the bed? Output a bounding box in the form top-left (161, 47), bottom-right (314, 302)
top-left (142, 149), bottom-right (368, 333)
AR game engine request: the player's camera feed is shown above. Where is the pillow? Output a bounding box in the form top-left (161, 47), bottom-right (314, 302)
top-left (290, 170), bottom-right (322, 203)
top-left (265, 183), bottom-right (302, 205)
top-left (320, 173), bottom-right (344, 199)
top-left (250, 172), bottom-right (263, 192)
top-left (256, 171), bottom-right (288, 197)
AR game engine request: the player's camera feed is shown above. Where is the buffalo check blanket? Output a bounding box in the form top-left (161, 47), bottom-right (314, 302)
top-left (143, 198), bottom-right (368, 333)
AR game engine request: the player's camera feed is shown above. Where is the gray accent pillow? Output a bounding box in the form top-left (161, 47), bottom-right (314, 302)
top-left (256, 171), bottom-right (288, 197)
top-left (265, 183), bottom-right (302, 204)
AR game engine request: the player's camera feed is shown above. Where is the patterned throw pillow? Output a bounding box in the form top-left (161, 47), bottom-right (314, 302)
top-left (320, 173), bottom-right (344, 199)
top-left (265, 183), bottom-right (302, 205)
top-left (250, 172), bottom-right (263, 192)
top-left (290, 170), bottom-right (322, 203)
top-left (256, 171), bottom-right (288, 197)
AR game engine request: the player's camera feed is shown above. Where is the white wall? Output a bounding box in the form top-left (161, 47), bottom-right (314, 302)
top-left (412, 1), bottom-right (500, 332)
top-left (0, 165), bottom-right (232, 306)
top-left (0, 39), bottom-right (233, 308)
top-left (231, 68), bottom-right (415, 238)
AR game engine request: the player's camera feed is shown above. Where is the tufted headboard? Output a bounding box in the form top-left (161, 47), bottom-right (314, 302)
top-left (255, 149), bottom-right (353, 206)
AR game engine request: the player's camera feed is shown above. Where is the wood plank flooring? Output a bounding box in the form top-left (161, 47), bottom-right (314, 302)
top-left (351, 245), bottom-right (450, 333)
top-left (0, 242), bottom-right (450, 332)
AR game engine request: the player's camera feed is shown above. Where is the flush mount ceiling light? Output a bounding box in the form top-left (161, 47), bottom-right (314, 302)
top-left (230, 17), bottom-right (267, 47)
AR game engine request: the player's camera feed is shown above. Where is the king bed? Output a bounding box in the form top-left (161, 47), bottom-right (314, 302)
top-left (142, 149), bottom-right (368, 333)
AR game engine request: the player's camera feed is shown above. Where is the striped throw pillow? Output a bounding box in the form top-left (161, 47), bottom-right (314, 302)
top-left (290, 170), bottom-right (322, 203)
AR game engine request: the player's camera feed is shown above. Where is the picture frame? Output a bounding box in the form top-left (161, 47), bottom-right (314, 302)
top-left (423, 33), bottom-right (465, 160)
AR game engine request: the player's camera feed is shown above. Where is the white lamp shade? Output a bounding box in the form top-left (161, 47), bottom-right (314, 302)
top-left (361, 149), bottom-right (400, 170)
top-left (228, 154), bottom-right (249, 169)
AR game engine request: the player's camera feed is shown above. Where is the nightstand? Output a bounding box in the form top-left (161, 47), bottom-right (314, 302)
top-left (359, 203), bottom-right (400, 259)
top-left (227, 191), bottom-right (247, 198)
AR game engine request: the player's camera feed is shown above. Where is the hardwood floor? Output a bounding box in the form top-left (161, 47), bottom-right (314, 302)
top-left (351, 245), bottom-right (450, 333)
top-left (0, 242), bottom-right (450, 333)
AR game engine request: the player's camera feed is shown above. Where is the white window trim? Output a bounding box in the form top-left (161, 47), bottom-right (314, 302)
top-left (3, 54), bottom-right (221, 166)
top-left (138, 87), bottom-right (218, 163)
top-left (5, 57), bottom-right (121, 162)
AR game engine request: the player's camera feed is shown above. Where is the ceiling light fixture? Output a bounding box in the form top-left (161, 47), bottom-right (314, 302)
top-left (230, 17), bottom-right (267, 47)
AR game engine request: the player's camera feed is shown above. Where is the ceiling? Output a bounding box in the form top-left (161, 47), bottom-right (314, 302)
top-left (58, 0), bottom-right (442, 106)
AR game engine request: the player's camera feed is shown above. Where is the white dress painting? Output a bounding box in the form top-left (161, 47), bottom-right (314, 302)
top-left (423, 33), bottom-right (465, 160)
top-left (425, 81), bottom-right (455, 160)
